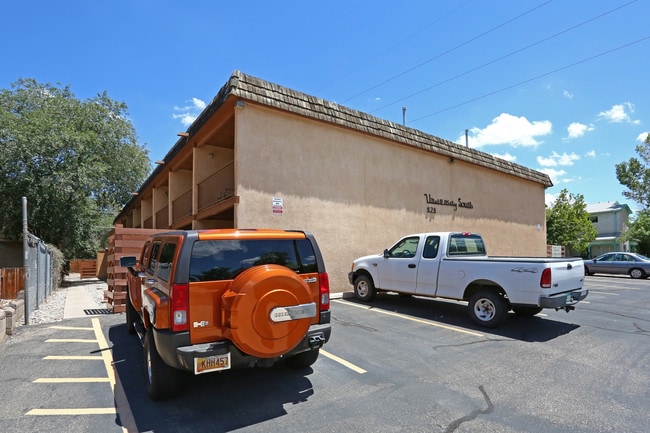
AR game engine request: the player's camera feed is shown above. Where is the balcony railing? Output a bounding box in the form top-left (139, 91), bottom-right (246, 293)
top-left (172, 191), bottom-right (192, 223)
top-left (156, 206), bottom-right (169, 228)
top-left (198, 161), bottom-right (235, 211)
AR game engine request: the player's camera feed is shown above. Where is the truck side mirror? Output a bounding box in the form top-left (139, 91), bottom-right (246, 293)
top-left (120, 256), bottom-right (137, 268)
top-left (383, 249), bottom-right (390, 258)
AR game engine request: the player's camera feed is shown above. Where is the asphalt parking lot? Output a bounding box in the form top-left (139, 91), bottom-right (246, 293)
top-left (1, 275), bottom-right (648, 433)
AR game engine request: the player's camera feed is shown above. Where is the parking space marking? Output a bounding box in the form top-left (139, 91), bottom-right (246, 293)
top-left (34, 377), bottom-right (111, 383)
top-left (26, 318), bottom-right (135, 433)
top-left (50, 325), bottom-right (94, 331)
top-left (26, 408), bottom-right (117, 416)
top-left (320, 349), bottom-right (367, 374)
top-left (333, 299), bottom-right (484, 337)
top-left (92, 318), bottom-right (136, 433)
top-left (44, 355), bottom-right (103, 360)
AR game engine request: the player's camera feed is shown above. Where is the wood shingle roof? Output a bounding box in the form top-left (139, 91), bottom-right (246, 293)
top-left (184, 71), bottom-right (552, 187)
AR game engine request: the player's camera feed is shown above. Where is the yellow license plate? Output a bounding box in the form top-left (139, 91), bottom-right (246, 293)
top-left (195, 353), bottom-right (231, 374)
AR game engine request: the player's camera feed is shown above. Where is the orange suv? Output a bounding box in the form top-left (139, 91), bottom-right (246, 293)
top-left (120, 229), bottom-right (331, 400)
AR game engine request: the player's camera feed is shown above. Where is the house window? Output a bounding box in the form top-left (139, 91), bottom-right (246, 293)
top-left (590, 216), bottom-right (599, 223)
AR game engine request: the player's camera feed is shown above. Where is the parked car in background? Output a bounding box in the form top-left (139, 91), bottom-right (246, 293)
top-left (584, 252), bottom-right (650, 279)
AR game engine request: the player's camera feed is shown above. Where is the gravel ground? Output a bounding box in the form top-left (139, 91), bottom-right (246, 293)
top-left (14, 274), bottom-right (107, 326)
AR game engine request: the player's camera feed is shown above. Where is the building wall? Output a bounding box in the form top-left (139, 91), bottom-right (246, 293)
top-left (593, 211), bottom-right (628, 236)
top-left (234, 104), bottom-right (548, 291)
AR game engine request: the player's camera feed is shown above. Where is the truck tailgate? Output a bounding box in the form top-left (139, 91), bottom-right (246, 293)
top-left (548, 259), bottom-right (584, 295)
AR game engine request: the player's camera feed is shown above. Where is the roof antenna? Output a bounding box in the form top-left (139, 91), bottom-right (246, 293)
top-left (402, 107), bottom-right (406, 126)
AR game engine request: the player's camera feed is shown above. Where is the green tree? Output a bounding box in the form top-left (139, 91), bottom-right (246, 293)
top-left (618, 209), bottom-right (650, 255)
top-left (616, 133), bottom-right (650, 208)
top-left (0, 78), bottom-right (150, 259)
top-left (546, 189), bottom-right (597, 255)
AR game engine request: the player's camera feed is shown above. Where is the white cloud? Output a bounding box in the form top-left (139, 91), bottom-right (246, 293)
top-left (598, 102), bottom-right (640, 124)
top-left (536, 151), bottom-right (580, 167)
top-left (586, 150), bottom-right (596, 158)
top-left (545, 193), bottom-right (557, 206)
top-left (491, 152), bottom-right (516, 162)
top-left (566, 122), bottom-right (594, 139)
top-left (563, 90), bottom-right (574, 99)
top-left (539, 168), bottom-right (566, 185)
top-left (172, 97), bottom-right (207, 126)
top-left (461, 113), bottom-right (552, 148)
top-left (637, 132), bottom-right (649, 142)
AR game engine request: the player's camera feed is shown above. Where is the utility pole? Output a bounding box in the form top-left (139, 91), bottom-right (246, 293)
top-left (22, 197), bottom-right (29, 325)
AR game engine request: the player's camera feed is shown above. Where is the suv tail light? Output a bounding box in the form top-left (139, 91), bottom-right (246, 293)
top-left (319, 272), bottom-right (330, 311)
top-left (540, 268), bottom-right (552, 289)
top-left (171, 283), bottom-right (189, 332)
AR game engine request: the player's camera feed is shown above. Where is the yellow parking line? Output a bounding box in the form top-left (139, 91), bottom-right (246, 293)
top-left (26, 408), bottom-right (116, 416)
top-left (44, 355), bottom-right (103, 360)
top-left (49, 325), bottom-right (94, 331)
top-left (34, 377), bottom-right (111, 383)
top-left (92, 318), bottom-right (136, 433)
top-left (320, 349), bottom-right (367, 374)
top-left (332, 299), bottom-right (484, 337)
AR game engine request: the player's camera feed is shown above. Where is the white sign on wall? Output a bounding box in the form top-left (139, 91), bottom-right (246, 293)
top-left (272, 197), bottom-right (283, 215)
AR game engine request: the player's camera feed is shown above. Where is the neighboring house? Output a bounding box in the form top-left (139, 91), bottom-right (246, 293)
top-left (585, 201), bottom-right (634, 258)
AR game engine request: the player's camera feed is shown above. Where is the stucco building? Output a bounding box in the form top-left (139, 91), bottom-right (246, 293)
top-left (114, 71), bottom-right (553, 292)
top-left (586, 201), bottom-right (634, 257)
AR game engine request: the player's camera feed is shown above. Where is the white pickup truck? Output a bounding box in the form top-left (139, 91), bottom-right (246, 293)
top-left (348, 232), bottom-right (587, 327)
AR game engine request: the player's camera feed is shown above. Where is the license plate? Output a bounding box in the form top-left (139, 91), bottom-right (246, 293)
top-left (195, 353), bottom-right (231, 374)
top-left (566, 294), bottom-right (572, 303)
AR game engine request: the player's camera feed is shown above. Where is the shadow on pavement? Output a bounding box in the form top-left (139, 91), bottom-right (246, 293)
top-left (108, 323), bottom-right (315, 432)
top-left (341, 292), bottom-right (580, 342)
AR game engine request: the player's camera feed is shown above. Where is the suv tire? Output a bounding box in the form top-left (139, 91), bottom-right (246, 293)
top-left (285, 349), bottom-right (320, 369)
top-left (125, 292), bottom-right (137, 335)
top-left (225, 264), bottom-right (314, 358)
top-left (144, 330), bottom-right (184, 400)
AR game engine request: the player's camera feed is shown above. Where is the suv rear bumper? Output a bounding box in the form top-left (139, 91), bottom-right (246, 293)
top-left (539, 288), bottom-right (589, 308)
top-left (152, 322), bottom-right (332, 373)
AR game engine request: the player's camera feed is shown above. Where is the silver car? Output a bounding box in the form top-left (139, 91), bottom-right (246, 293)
top-left (584, 252), bottom-right (650, 279)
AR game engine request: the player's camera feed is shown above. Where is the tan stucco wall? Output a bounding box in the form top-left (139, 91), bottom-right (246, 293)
top-left (234, 103), bottom-right (548, 292)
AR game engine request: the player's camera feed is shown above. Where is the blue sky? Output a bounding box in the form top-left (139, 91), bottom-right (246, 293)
top-left (2, 0), bottom-right (649, 210)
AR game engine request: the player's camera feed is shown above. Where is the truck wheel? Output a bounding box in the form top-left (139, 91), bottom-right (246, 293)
top-left (125, 293), bottom-right (137, 335)
top-left (468, 291), bottom-right (507, 328)
top-left (143, 330), bottom-right (184, 400)
top-left (285, 349), bottom-right (320, 369)
top-left (629, 268), bottom-right (645, 279)
top-left (512, 306), bottom-right (543, 316)
top-left (354, 275), bottom-right (376, 302)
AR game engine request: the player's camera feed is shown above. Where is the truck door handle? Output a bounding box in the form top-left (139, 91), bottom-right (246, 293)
top-left (408, 264), bottom-right (416, 268)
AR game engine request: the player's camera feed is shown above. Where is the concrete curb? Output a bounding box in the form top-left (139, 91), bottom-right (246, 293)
top-left (0, 309), bottom-right (5, 345)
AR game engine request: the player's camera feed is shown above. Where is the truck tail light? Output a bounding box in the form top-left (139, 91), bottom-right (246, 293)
top-left (171, 283), bottom-right (189, 332)
top-left (540, 268), bottom-right (552, 289)
top-left (319, 272), bottom-right (330, 311)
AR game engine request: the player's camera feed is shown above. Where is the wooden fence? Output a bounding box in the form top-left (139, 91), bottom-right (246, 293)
top-left (69, 259), bottom-right (97, 279)
top-left (105, 225), bottom-right (167, 313)
top-left (1, 268), bottom-right (23, 299)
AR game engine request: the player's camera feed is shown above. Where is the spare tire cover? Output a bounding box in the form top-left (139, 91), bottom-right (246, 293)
top-left (225, 264), bottom-right (314, 358)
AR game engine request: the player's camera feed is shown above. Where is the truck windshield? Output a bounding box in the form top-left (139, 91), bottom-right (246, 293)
top-left (448, 233), bottom-right (486, 256)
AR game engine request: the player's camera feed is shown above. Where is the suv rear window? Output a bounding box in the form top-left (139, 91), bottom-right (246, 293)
top-left (189, 239), bottom-right (318, 282)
